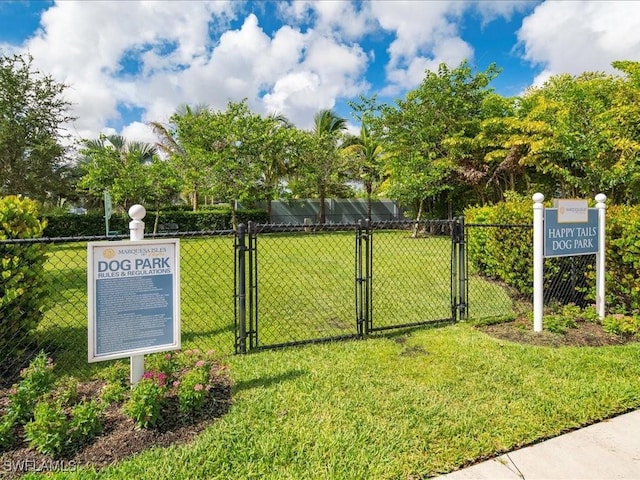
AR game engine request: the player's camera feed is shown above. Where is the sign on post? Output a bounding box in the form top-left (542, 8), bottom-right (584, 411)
top-left (544, 208), bottom-right (598, 257)
top-left (532, 194), bottom-right (607, 333)
top-left (88, 239), bottom-right (180, 362)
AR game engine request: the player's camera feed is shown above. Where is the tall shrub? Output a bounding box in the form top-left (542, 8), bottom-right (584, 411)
top-left (603, 205), bottom-right (640, 311)
top-left (0, 196), bottom-right (49, 355)
top-left (465, 192), bottom-right (533, 294)
top-left (466, 196), bottom-right (640, 313)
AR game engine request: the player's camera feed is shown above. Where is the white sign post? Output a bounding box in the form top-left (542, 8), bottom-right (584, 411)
top-left (129, 205), bottom-right (146, 385)
top-left (532, 193), bottom-right (545, 332)
top-left (532, 193), bottom-right (606, 332)
top-left (595, 194), bottom-right (607, 318)
top-left (88, 205), bottom-right (180, 386)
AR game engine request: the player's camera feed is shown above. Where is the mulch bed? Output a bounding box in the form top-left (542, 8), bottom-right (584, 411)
top-left (1, 372), bottom-right (232, 478)
top-left (477, 316), bottom-right (638, 348)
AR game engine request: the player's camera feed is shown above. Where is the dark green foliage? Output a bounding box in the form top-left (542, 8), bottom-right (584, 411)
top-left (465, 193), bottom-right (533, 294)
top-left (42, 212), bottom-right (129, 237)
top-left (42, 208), bottom-right (268, 236)
top-left (467, 199), bottom-right (640, 316)
top-left (0, 196), bottom-right (49, 356)
top-left (604, 205), bottom-right (640, 311)
top-left (0, 54), bottom-right (74, 204)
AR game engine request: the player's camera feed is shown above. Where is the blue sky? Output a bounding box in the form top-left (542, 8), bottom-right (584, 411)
top-left (1, 0), bottom-right (639, 144)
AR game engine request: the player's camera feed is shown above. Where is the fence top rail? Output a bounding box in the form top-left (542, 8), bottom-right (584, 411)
top-left (369, 219), bottom-right (457, 229)
top-left (248, 222), bottom-right (361, 234)
top-left (0, 229), bottom-right (236, 245)
top-left (466, 223), bottom-right (532, 228)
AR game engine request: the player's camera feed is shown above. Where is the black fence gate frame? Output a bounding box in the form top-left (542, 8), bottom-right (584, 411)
top-left (235, 219), bottom-right (468, 353)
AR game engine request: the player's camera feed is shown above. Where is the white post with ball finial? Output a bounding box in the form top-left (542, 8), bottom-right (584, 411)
top-left (128, 204), bottom-right (146, 386)
top-left (595, 194), bottom-right (607, 319)
top-left (532, 193), bottom-right (545, 332)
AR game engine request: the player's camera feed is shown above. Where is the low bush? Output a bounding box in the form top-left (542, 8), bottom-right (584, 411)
top-left (5, 351), bottom-right (56, 424)
top-left (123, 349), bottom-right (224, 429)
top-left (123, 373), bottom-right (167, 429)
top-left (465, 192), bottom-right (533, 295)
top-left (602, 314), bottom-right (640, 336)
top-left (1, 353), bottom-right (107, 456)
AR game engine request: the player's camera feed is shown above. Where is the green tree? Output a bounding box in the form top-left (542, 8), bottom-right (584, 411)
top-left (173, 100), bottom-right (267, 228)
top-left (78, 135), bottom-right (177, 214)
top-left (0, 53), bottom-right (74, 203)
top-left (294, 109), bottom-right (349, 224)
top-left (257, 113), bottom-right (300, 222)
top-left (150, 103), bottom-right (209, 211)
top-left (380, 61), bottom-right (500, 223)
top-left (504, 71), bottom-right (638, 202)
top-left (341, 123), bottom-right (385, 220)
top-left (451, 93), bottom-right (528, 204)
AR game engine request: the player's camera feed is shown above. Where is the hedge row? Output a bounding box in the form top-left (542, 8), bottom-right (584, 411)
top-left (42, 208), bottom-right (268, 237)
top-left (465, 194), bottom-right (640, 313)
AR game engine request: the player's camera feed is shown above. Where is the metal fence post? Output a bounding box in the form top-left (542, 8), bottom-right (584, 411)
top-left (457, 216), bottom-right (467, 321)
top-left (235, 223), bottom-right (247, 354)
top-left (364, 218), bottom-right (372, 336)
top-left (355, 219), bottom-right (373, 337)
top-left (247, 221), bottom-right (258, 349)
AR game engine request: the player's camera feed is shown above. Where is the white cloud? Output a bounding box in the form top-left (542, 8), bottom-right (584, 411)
top-left (121, 122), bottom-right (158, 146)
top-left (518, 0), bottom-right (640, 86)
top-left (279, 0), bottom-right (376, 40)
top-left (368, 1), bottom-right (473, 94)
top-left (8, 0), bottom-right (376, 140)
top-left (474, 0), bottom-right (537, 25)
top-left (22, 1), bottom-right (239, 138)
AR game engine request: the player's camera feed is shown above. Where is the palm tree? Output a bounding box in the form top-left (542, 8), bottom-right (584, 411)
top-left (84, 135), bottom-right (156, 163)
top-left (260, 112), bottom-right (295, 222)
top-left (80, 135), bottom-right (158, 211)
top-left (310, 109), bottom-right (347, 223)
top-left (149, 103), bottom-right (208, 211)
top-left (342, 122), bottom-right (385, 220)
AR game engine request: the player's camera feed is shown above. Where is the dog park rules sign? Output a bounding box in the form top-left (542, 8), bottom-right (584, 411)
top-left (87, 239), bottom-right (180, 362)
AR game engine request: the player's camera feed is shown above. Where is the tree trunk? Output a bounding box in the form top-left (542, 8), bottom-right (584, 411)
top-left (319, 184), bottom-right (326, 224)
top-left (231, 202), bottom-right (238, 230)
top-left (412, 199), bottom-right (424, 238)
top-left (153, 206), bottom-right (160, 234)
top-left (191, 184), bottom-right (198, 211)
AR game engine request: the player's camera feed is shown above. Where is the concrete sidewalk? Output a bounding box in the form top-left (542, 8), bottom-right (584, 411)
top-left (433, 409), bottom-right (640, 479)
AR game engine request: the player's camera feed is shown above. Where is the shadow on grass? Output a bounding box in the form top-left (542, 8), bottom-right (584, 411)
top-left (233, 369), bottom-right (307, 392)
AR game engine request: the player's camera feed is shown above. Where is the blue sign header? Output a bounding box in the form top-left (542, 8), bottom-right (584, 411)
top-left (544, 208), bottom-right (598, 257)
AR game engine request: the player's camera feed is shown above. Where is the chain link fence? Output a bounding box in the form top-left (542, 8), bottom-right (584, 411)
top-left (1, 231), bottom-right (235, 386)
top-left (465, 223), bottom-right (597, 321)
top-left (2, 220), bottom-right (597, 383)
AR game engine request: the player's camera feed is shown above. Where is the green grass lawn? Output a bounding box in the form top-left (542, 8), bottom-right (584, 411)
top-left (37, 323), bottom-right (640, 480)
top-left (15, 233), bottom-right (640, 478)
top-left (38, 231), bottom-right (513, 375)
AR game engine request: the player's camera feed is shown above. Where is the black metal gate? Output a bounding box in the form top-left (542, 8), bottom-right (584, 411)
top-left (235, 219), bottom-right (467, 353)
